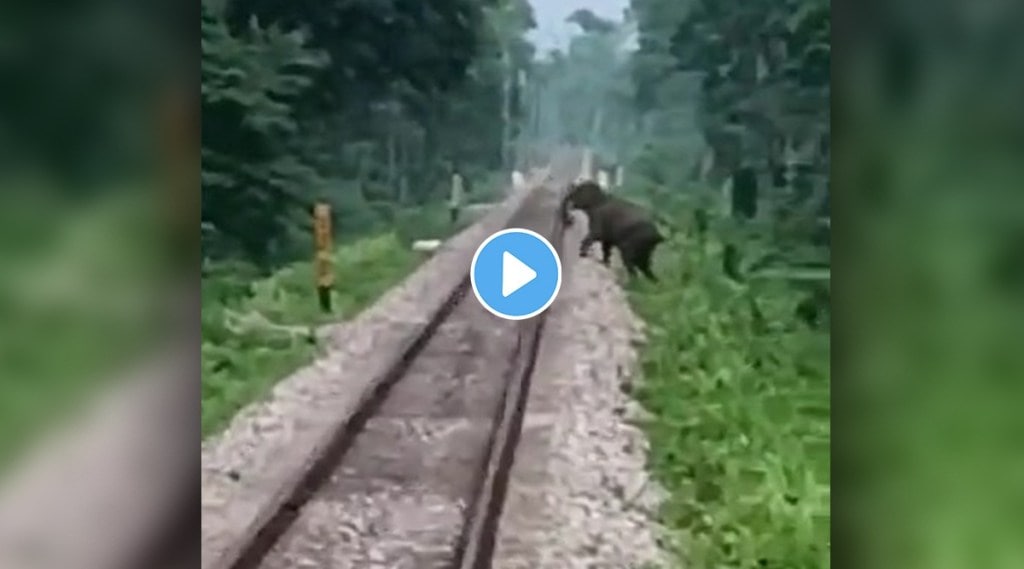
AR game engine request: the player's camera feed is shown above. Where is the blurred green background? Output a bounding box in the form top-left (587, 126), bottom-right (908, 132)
top-left (0, 0), bottom-right (188, 472)
top-left (838, 1), bottom-right (1024, 567)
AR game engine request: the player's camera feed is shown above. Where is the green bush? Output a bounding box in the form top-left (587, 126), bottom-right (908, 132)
top-left (626, 223), bottom-right (830, 569)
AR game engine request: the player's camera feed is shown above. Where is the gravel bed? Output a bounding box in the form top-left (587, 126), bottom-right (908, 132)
top-left (258, 296), bottom-right (520, 569)
top-left (492, 223), bottom-right (667, 569)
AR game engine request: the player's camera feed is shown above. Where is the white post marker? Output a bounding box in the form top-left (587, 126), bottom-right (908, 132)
top-left (597, 169), bottom-right (609, 188)
top-left (412, 239), bottom-right (442, 253)
top-left (581, 149), bottom-right (593, 180)
top-left (470, 228), bottom-right (562, 320)
top-left (511, 170), bottom-right (525, 190)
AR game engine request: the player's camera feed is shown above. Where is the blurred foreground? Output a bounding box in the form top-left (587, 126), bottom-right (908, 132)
top-left (0, 0), bottom-right (195, 567)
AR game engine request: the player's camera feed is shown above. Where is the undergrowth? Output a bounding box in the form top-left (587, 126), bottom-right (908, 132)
top-left (625, 228), bottom-right (831, 568)
top-left (200, 201), bottom-right (478, 437)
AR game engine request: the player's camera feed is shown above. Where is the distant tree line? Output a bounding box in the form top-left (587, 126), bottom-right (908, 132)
top-left (201, 0), bottom-right (537, 270)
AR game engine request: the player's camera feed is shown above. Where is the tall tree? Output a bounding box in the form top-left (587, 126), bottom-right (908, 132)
top-left (201, 0), bottom-right (539, 269)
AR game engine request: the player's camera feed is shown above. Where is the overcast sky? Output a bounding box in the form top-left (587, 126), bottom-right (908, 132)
top-left (526, 0), bottom-right (629, 52)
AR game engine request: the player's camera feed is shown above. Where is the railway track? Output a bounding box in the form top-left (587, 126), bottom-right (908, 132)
top-left (205, 153), bottom-right (581, 569)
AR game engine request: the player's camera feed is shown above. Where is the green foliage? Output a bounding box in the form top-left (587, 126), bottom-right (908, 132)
top-left (202, 0), bottom-right (538, 271)
top-left (0, 3), bottom-right (182, 184)
top-left (201, 198), bottom-right (475, 437)
top-left (622, 0), bottom-right (831, 317)
top-left (223, 0), bottom-right (495, 116)
top-left (567, 9), bottom-right (618, 35)
top-left (0, 192), bottom-right (163, 472)
top-left (201, 3), bottom-right (328, 265)
top-left (561, 2), bottom-right (831, 561)
top-left (631, 0), bottom-right (830, 201)
top-left (627, 218), bottom-right (830, 569)
top-left (201, 233), bottom-right (420, 435)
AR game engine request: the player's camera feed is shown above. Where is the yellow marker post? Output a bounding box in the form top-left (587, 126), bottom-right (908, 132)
top-left (313, 202), bottom-right (334, 313)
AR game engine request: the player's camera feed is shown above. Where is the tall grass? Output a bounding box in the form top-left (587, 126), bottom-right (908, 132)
top-left (625, 226), bottom-right (830, 568)
top-left (200, 233), bottom-right (420, 435)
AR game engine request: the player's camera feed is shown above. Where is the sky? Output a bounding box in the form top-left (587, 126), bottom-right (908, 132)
top-left (526, 0), bottom-right (629, 52)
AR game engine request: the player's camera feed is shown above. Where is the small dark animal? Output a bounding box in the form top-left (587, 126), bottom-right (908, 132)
top-left (562, 180), bottom-right (664, 280)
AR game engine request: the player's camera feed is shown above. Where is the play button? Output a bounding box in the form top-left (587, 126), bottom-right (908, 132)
top-left (471, 228), bottom-right (562, 320)
top-left (502, 251), bottom-right (537, 297)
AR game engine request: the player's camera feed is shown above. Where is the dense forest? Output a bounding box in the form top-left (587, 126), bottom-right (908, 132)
top-left (201, 0), bottom-right (537, 269)
top-left (533, 0), bottom-right (830, 289)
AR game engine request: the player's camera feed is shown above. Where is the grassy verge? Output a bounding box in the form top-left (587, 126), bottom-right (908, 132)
top-left (201, 205), bottom-right (474, 437)
top-left (0, 190), bottom-right (163, 473)
top-left (625, 230), bottom-right (831, 568)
